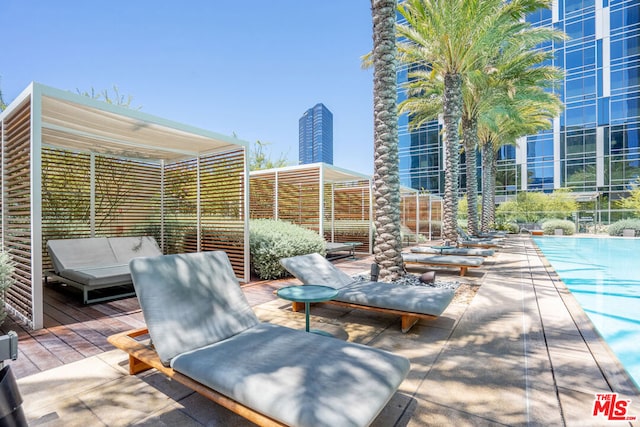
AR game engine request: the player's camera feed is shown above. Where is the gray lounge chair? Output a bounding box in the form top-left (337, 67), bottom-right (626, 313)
top-left (280, 253), bottom-right (455, 333)
top-left (401, 253), bottom-right (484, 276)
top-left (410, 246), bottom-right (495, 257)
top-left (108, 251), bottom-right (409, 427)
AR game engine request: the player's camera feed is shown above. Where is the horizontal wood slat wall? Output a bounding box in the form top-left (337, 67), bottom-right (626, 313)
top-left (94, 156), bottom-right (162, 240)
top-left (324, 180), bottom-right (371, 253)
top-left (198, 149), bottom-right (245, 278)
top-left (164, 150), bottom-right (246, 279)
top-left (276, 168), bottom-right (320, 231)
top-left (249, 173), bottom-right (276, 219)
top-left (2, 100), bottom-right (34, 322)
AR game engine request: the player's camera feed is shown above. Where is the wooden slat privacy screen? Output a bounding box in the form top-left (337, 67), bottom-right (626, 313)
top-left (2, 101), bottom-right (34, 321)
top-left (324, 180), bottom-right (371, 253)
top-left (163, 150), bottom-right (246, 277)
top-left (249, 173), bottom-right (276, 219)
top-left (276, 167), bottom-right (321, 231)
top-left (400, 193), bottom-right (442, 240)
top-left (198, 149), bottom-right (245, 276)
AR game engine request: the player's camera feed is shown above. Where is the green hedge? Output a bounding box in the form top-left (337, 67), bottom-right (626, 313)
top-left (250, 219), bottom-right (326, 280)
top-left (608, 219), bottom-right (640, 237)
top-left (0, 251), bottom-right (15, 326)
top-left (541, 219), bottom-right (576, 235)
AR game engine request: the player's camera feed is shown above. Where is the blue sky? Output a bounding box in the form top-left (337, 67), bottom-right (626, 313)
top-left (0, 1), bottom-right (375, 175)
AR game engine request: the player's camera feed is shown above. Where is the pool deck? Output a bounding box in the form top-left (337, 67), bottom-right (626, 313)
top-left (6, 235), bottom-right (640, 426)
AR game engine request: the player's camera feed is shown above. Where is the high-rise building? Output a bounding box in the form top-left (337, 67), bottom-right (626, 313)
top-left (398, 1), bottom-right (639, 206)
top-left (299, 103), bottom-right (333, 165)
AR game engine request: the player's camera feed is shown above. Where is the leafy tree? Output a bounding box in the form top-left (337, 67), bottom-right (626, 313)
top-left (496, 189), bottom-right (577, 223)
top-left (615, 177), bottom-right (640, 217)
top-left (546, 188), bottom-right (578, 219)
top-left (249, 140), bottom-right (290, 171)
top-left (371, 0), bottom-right (404, 280)
top-left (0, 87), bottom-right (6, 111)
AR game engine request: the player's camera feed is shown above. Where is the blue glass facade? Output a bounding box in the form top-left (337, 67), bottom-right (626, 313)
top-left (398, 0), bottom-right (640, 200)
top-left (298, 103), bottom-right (333, 165)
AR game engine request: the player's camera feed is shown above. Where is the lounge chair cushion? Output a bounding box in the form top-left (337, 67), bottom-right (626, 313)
top-left (335, 280), bottom-right (454, 316)
top-left (280, 253), bottom-right (455, 316)
top-left (281, 253), bottom-right (355, 289)
top-left (172, 322), bottom-right (410, 427)
top-left (411, 246), bottom-right (495, 257)
top-left (129, 251), bottom-right (259, 365)
top-left (402, 253), bottom-right (484, 267)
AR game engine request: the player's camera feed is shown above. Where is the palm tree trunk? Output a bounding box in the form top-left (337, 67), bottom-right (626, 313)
top-left (480, 141), bottom-right (495, 231)
top-left (442, 73), bottom-right (462, 244)
top-left (462, 115), bottom-right (479, 236)
top-left (371, 0), bottom-right (403, 280)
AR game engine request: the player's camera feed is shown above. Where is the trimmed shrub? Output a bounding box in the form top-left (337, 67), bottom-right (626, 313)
top-left (250, 219), bottom-right (326, 280)
top-left (607, 219), bottom-right (640, 237)
top-left (0, 251), bottom-right (16, 326)
top-left (496, 221), bottom-right (519, 234)
top-left (541, 219), bottom-right (576, 235)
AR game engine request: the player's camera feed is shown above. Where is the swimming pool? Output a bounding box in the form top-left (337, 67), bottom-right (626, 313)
top-left (533, 236), bottom-right (640, 389)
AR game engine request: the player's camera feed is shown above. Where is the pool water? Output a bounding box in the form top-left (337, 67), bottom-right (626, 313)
top-left (533, 237), bottom-right (640, 389)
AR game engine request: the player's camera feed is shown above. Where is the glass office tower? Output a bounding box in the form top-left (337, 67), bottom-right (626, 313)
top-left (398, 0), bottom-right (639, 204)
top-left (299, 103), bottom-right (333, 165)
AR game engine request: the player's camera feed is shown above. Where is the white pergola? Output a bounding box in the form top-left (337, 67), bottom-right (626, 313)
top-left (0, 82), bottom-right (250, 329)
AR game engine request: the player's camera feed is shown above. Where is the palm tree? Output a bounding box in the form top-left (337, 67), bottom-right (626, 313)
top-left (371, 0), bottom-right (403, 280)
top-left (477, 29), bottom-right (565, 231)
top-left (397, 0), bottom-right (551, 243)
top-left (479, 89), bottom-right (564, 231)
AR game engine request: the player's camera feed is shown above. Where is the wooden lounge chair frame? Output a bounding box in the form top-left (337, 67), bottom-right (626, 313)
top-left (108, 328), bottom-right (286, 427)
top-left (290, 300), bottom-right (436, 333)
top-left (403, 258), bottom-right (481, 276)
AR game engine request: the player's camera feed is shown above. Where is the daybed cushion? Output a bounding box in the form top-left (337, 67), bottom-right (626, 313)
top-left (58, 265), bottom-right (131, 287)
top-left (402, 253), bottom-right (485, 267)
top-left (47, 237), bottom-right (116, 273)
top-left (108, 236), bottom-right (162, 263)
top-left (172, 322), bottom-right (410, 427)
top-left (411, 246), bottom-right (495, 257)
top-left (280, 253), bottom-right (455, 316)
top-left (129, 251), bottom-right (260, 365)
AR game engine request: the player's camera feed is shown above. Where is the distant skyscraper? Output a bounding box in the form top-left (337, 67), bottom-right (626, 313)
top-left (299, 103), bottom-right (333, 165)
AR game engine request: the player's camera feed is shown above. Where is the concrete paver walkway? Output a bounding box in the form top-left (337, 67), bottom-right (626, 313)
top-left (16, 236), bottom-right (640, 426)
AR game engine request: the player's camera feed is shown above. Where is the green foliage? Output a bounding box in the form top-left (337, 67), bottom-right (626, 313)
top-left (249, 219), bottom-right (325, 280)
top-left (76, 85), bottom-right (141, 109)
top-left (0, 251), bottom-right (16, 325)
top-left (545, 188), bottom-right (578, 219)
top-left (541, 219), bottom-right (575, 235)
top-left (496, 190), bottom-right (578, 223)
top-left (249, 140), bottom-right (290, 171)
top-left (607, 219), bottom-right (640, 237)
top-left (614, 178), bottom-right (640, 217)
top-left (0, 87), bottom-right (6, 111)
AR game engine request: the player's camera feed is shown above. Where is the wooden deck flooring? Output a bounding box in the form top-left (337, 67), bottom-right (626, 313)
top-left (0, 256), bottom-right (375, 379)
